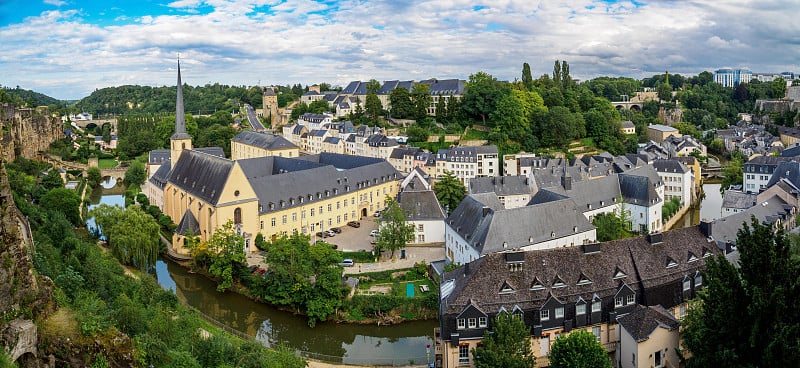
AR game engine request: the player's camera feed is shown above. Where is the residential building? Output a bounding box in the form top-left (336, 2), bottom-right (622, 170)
top-left (662, 135), bottom-right (707, 157)
top-left (419, 79), bottom-right (466, 115)
top-left (713, 68), bottom-right (752, 87)
top-left (617, 305), bottom-right (681, 368)
top-left (702, 194), bottom-right (795, 252)
top-left (397, 168), bottom-right (446, 244)
top-left (435, 227), bottom-right (717, 368)
top-left (652, 159), bottom-right (693, 204)
top-left (621, 121), bottom-right (636, 135)
top-left (674, 156), bottom-right (702, 194)
top-left (388, 147), bottom-right (422, 174)
top-left (743, 155), bottom-right (791, 193)
top-left (444, 193), bottom-right (596, 264)
top-left (647, 124), bottom-right (680, 143)
top-left (436, 146), bottom-right (499, 189)
top-left (502, 152), bottom-right (538, 176)
top-left (297, 113), bottom-right (334, 130)
top-left (721, 190), bottom-right (756, 216)
top-left (230, 130), bottom-right (299, 160)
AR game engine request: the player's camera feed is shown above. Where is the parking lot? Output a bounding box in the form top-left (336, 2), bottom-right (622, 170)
top-left (321, 216), bottom-right (380, 252)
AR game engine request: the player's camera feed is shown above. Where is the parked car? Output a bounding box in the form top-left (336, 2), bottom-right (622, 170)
top-left (347, 221), bottom-right (361, 228)
top-left (370, 229), bottom-right (380, 237)
top-left (338, 258), bottom-right (354, 267)
top-left (373, 211), bottom-right (381, 217)
top-left (330, 227), bottom-right (342, 234)
top-left (325, 230), bottom-right (336, 237)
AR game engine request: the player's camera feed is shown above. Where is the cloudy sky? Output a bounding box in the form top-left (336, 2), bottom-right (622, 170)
top-left (1, 0), bottom-right (798, 100)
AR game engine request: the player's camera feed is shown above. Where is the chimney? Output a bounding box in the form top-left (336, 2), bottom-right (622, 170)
top-left (647, 232), bottom-right (663, 245)
top-left (464, 262), bottom-right (470, 276)
top-left (561, 172), bottom-right (572, 190)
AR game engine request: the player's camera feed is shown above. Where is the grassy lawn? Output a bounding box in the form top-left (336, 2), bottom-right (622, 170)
top-left (98, 158), bottom-right (118, 169)
top-left (462, 128), bottom-right (490, 140)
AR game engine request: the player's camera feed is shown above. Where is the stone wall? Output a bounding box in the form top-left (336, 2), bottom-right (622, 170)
top-left (0, 103), bottom-right (64, 162)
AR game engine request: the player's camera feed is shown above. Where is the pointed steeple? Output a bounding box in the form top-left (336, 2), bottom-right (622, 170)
top-left (171, 59), bottom-right (191, 140)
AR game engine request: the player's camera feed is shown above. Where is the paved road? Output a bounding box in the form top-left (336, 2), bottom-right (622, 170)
top-left (243, 104), bottom-right (266, 131)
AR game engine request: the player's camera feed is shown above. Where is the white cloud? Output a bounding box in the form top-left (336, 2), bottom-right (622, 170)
top-left (43, 0), bottom-right (67, 6)
top-left (1, 0), bottom-right (799, 99)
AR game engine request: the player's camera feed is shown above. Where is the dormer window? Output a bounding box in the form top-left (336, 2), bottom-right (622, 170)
top-left (577, 274), bottom-right (592, 286)
top-left (552, 276), bottom-right (566, 288)
top-left (695, 271), bottom-right (703, 287)
top-left (702, 248), bottom-right (713, 258)
top-left (666, 257), bottom-right (678, 268)
top-left (530, 278), bottom-right (545, 291)
top-left (613, 267), bottom-right (627, 279)
top-left (688, 252), bottom-right (698, 263)
top-left (499, 281), bottom-right (515, 294)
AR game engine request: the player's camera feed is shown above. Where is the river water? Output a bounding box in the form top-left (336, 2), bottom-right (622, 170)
top-left (87, 178), bottom-right (436, 366)
top-left (672, 183), bottom-right (723, 228)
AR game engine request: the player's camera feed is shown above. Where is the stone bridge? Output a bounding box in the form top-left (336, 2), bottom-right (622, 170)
top-left (40, 155), bottom-right (127, 181)
top-left (611, 101), bottom-right (643, 111)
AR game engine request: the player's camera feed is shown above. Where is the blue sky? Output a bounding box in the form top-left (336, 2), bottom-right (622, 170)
top-left (1, 0), bottom-right (798, 100)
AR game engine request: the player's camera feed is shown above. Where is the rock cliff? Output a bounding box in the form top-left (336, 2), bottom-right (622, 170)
top-left (0, 162), bottom-right (54, 365)
top-left (1, 103), bottom-right (64, 161)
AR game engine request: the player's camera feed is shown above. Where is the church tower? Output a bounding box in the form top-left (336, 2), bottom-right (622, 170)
top-left (170, 59), bottom-right (192, 169)
top-left (262, 87), bottom-right (279, 129)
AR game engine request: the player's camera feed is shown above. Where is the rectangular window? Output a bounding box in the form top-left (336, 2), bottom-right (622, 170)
top-left (478, 317), bottom-right (487, 327)
top-left (592, 326), bottom-right (601, 342)
top-left (418, 224), bottom-right (424, 231)
top-left (683, 279), bottom-right (691, 291)
top-left (260, 220), bottom-right (264, 230)
top-left (540, 309), bottom-right (550, 321)
top-left (679, 305), bottom-right (687, 318)
top-left (282, 215), bottom-right (287, 224)
top-left (626, 294), bottom-right (635, 305)
top-left (654, 350), bottom-right (663, 367)
top-left (302, 210), bottom-right (306, 219)
top-left (592, 302), bottom-right (601, 313)
top-left (270, 218), bottom-right (276, 227)
top-left (458, 345), bottom-right (469, 365)
top-left (311, 208), bottom-right (315, 216)
top-left (576, 304), bottom-right (586, 315)
top-left (457, 318), bottom-right (465, 330)
top-left (555, 307), bottom-right (564, 319)
top-left (292, 213), bottom-right (297, 222)
top-left (328, 204), bottom-right (332, 212)
top-left (468, 318), bottom-right (476, 328)
top-left (418, 234), bottom-right (425, 243)
top-left (615, 297), bottom-right (623, 308)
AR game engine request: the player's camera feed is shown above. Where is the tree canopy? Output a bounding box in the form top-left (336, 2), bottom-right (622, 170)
top-left (433, 171), bottom-right (466, 215)
top-left (90, 204), bottom-right (161, 271)
top-left (376, 196), bottom-right (415, 258)
top-left (682, 218), bottom-right (800, 367)
top-left (472, 312), bottom-right (535, 368)
top-left (549, 330), bottom-right (612, 368)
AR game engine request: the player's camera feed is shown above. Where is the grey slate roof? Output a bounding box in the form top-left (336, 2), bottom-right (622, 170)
top-left (418, 79), bottom-right (465, 95)
top-left (447, 194), bottom-right (593, 256)
top-left (780, 144), bottom-right (800, 158)
top-left (323, 137), bottom-right (341, 145)
top-left (168, 150), bottom-right (234, 205)
top-left (704, 194), bottom-right (793, 246)
top-left (721, 190), bottom-right (756, 210)
top-left (397, 191), bottom-right (446, 221)
top-left (194, 147), bottom-right (226, 158)
top-left (766, 161), bottom-right (800, 188)
top-left (652, 159), bottom-right (689, 174)
top-left (148, 161), bottom-right (172, 188)
top-left (619, 166), bottom-right (663, 206)
top-left (533, 174), bottom-right (621, 210)
top-left (621, 121), bottom-right (635, 129)
top-left (239, 153), bottom-right (401, 214)
top-left (149, 149), bottom-right (171, 165)
top-left (231, 131), bottom-right (298, 150)
top-left (618, 305), bottom-right (679, 342)
top-left (175, 209), bottom-right (200, 236)
top-left (469, 176), bottom-right (533, 196)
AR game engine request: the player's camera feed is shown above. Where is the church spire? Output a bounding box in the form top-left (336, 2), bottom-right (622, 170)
top-left (171, 58), bottom-right (191, 140)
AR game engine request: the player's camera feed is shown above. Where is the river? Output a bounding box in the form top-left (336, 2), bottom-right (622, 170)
top-left (673, 183), bottom-right (723, 228)
top-left (87, 177), bottom-right (437, 366)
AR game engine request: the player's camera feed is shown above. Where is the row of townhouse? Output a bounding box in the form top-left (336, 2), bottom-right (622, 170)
top-left (281, 119), bottom-right (500, 187)
top-left (435, 227), bottom-right (718, 368)
top-left (715, 124), bottom-right (782, 157)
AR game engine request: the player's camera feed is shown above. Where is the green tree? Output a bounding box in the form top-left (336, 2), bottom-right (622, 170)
top-left (406, 126), bottom-right (429, 143)
top-left (90, 204), bottom-right (161, 271)
top-left (86, 166), bottom-right (103, 188)
top-left (40, 187), bottom-right (82, 226)
top-left (472, 312), bottom-right (535, 368)
top-left (657, 82), bottom-right (672, 102)
top-left (376, 197), bottom-right (414, 258)
top-left (365, 93), bottom-right (383, 123)
top-left (592, 211), bottom-right (632, 242)
top-left (411, 83), bottom-right (431, 121)
top-left (721, 153), bottom-right (744, 192)
top-left (549, 330), bottom-right (611, 368)
top-left (123, 160), bottom-right (146, 188)
top-left (463, 71), bottom-right (505, 124)
top-left (203, 220), bottom-right (247, 291)
top-left (433, 171), bottom-right (466, 215)
top-left (682, 218), bottom-right (800, 367)
top-left (41, 168), bottom-right (64, 190)
top-left (389, 86), bottom-right (413, 118)
top-left (538, 106), bottom-right (586, 147)
top-left (522, 62), bottom-right (534, 91)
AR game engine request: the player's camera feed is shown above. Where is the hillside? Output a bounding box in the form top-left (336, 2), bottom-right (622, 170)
top-left (1, 86), bottom-right (62, 107)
